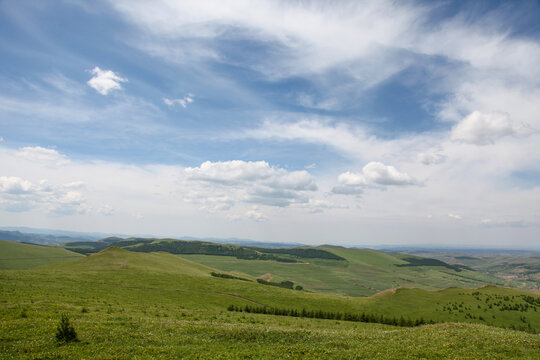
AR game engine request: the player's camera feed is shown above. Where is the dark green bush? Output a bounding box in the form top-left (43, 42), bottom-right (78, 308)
top-left (55, 314), bottom-right (78, 344)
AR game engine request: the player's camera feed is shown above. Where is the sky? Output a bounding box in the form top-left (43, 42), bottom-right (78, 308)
top-left (0, 0), bottom-right (539, 248)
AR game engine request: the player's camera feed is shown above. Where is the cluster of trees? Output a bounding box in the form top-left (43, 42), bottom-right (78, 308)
top-left (124, 240), bottom-right (298, 262)
top-left (256, 279), bottom-right (303, 290)
top-left (396, 257), bottom-right (470, 272)
top-left (522, 295), bottom-right (540, 307)
top-left (227, 305), bottom-right (433, 327)
top-left (210, 272), bottom-right (251, 282)
top-left (250, 247), bottom-right (345, 260)
top-left (499, 303), bottom-right (535, 312)
top-left (257, 279), bottom-right (304, 290)
top-left (66, 237), bottom-right (347, 263)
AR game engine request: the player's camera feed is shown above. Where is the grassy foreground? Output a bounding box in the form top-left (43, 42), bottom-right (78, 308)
top-left (1, 247), bottom-right (539, 359)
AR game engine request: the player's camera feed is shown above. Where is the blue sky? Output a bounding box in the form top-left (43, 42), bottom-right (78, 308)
top-left (1, 0), bottom-right (539, 248)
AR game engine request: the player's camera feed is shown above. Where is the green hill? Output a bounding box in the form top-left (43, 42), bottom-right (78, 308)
top-left (0, 239), bottom-right (83, 269)
top-left (1, 248), bottom-right (538, 359)
top-left (62, 238), bottom-right (506, 296)
top-left (181, 245), bottom-right (506, 296)
top-left (409, 251), bottom-right (540, 292)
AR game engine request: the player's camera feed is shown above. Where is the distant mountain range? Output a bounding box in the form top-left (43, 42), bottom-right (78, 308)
top-left (371, 245), bottom-right (540, 257)
top-left (0, 227), bottom-right (303, 248)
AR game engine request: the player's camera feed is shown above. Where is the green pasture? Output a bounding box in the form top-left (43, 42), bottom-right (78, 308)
top-left (1, 247), bottom-right (539, 359)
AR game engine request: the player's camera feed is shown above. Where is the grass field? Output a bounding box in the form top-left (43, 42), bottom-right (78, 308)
top-left (410, 251), bottom-right (540, 292)
top-left (180, 245), bottom-right (506, 296)
top-left (1, 247), bottom-right (539, 359)
top-left (0, 239), bottom-right (83, 270)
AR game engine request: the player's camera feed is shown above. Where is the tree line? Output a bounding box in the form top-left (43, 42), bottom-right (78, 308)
top-left (227, 304), bottom-right (433, 327)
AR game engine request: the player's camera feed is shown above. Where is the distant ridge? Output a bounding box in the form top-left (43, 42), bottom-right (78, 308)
top-left (0, 226), bottom-right (303, 248)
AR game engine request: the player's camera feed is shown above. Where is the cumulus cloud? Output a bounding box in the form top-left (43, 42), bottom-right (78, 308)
top-left (16, 146), bottom-right (70, 166)
top-left (333, 161), bottom-right (417, 195)
top-left (185, 160), bottom-right (317, 208)
top-left (448, 213), bottom-right (462, 220)
top-left (0, 176), bottom-right (35, 195)
top-left (87, 67), bottom-right (127, 95)
top-left (0, 176), bottom-right (89, 215)
top-left (164, 94), bottom-right (194, 108)
top-left (451, 111), bottom-right (531, 145)
top-left (341, 162), bottom-right (416, 186)
top-left (48, 190), bottom-right (89, 215)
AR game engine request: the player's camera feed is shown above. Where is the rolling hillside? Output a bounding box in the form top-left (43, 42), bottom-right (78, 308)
top-left (408, 251), bottom-right (540, 292)
top-left (181, 246), bottom-right (506, 296)
top-left (61, 237), bottom-right (506, 296)
top-left (1, 247), bottom-right (538, 359)
top-left (0, 239), bottom-right (84, 269)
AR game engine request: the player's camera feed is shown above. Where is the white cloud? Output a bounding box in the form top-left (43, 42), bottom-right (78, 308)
top-left (16, 146), bottom-right (70, 166)
top-left (245, 209), bottom-right (268, 222)
top-left (185, 192), bottom-right (235, 212)
top-left (0, 176), bottom-right (35, 195)
top-left (164, 94), bottom-right (194, 108)
top-left (185, 160), bottom-right (317, 208)
top-left (333, 162), bottom-right (418, 197)
top-left (48, 190), bottom-right (89, 216)
top-left (87, 67), bottom-right (127, 95)
top-left (451, 111), bottom-right (531, 145)
top-left (296, 199), bottom-right (348, 214)
top-left (448, 213), bottom-right (462, 220)
top-left (241, 118), bottom-right (442, 164)
top-left (243, 118), bottom-right (374, 159)
top-left (0, 176), bottom-right (89, 215)
top-left (186, 160), bottom-right (275, 184)
top-left (339, 162), bottom-right (417, 187)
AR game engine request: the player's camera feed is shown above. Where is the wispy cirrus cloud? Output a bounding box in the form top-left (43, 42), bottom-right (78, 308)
top-left (164, 94), bottom-right (194, 108)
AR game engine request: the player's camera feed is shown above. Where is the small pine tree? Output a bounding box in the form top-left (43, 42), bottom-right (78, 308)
top-left (55, 314), bottom-right (78, 344)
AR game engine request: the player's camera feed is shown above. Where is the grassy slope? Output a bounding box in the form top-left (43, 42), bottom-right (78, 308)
top-left (0, 239), bottom-right (84, 270)
top-left (411, 251), bottom-right (540, 292)
top-left (1, 248), bottom-right (539, 359)
top-left (181, 246), bottom-right (505, 296)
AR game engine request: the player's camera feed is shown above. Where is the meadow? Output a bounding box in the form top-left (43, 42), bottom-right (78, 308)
top-left (0, 239), bottom-right (83, 270)
top-left (1, 244), bottom-right (539, 359)
top-left (63, 237), bottom-right (508, 296)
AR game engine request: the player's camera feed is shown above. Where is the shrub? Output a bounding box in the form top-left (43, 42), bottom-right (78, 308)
top-left (55, 314), bottom-right (78, 344)
top-left (19, 308), bottom-right (28, 318)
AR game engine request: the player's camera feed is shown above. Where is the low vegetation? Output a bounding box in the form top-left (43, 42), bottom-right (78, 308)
top-left (1, 242), bottom-right (539, 358)
top-left (227, 304), bottom-right (433, 327)
top-left (55, 314), bottom-right (78, 344)
top-left (0, 239), bottom-right (83, 270)
top-left (210, 271), bottom-right (251, 281)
